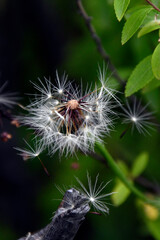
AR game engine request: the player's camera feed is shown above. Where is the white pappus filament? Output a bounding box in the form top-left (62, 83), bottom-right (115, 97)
top-left (15, 139), bottom-right (43, 160)
top-left (0, 82), bottom-right (18, 108)
top-left (56, 173), bottom-right (115, 215)
top-left (19, 68), bottom-right (118, 156)
top-left (121, 99), bottom-right (155, 135)
top-left (75, 173), bottom-right (115, 214)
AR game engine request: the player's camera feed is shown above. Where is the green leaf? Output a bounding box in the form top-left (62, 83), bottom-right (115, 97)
top-left (143, 78), bottom-right (160, 93)
top-left (114, 0), bottom-right (130, 21)
top-left (125, 55), bottom-right (154, 97)
top-left (152, 0), bottom-right (160, 8)
top-left (138, 20), bottom-right (160, 38)
top-left (152, 44), bottom-right (160, 80)
top-left (117, 160), bottom-right (129, 176)
top-left (145, 217), bottom-right (160, 240)
top-left (125, 5), bottom-right (150, 19)
top-left (142, 11), bottom-right (160, 26)
top-left (122, 6), bottom-right (153, 44)
top-left (137, 200), bottom-right (160, 240)
top-left (131, 152), bottom-right (149, 178)
top-left (112, 180), bottom-right (131, 206)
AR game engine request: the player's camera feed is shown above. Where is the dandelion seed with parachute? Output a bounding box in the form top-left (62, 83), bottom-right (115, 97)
top-left (15, 139), bottom-right (49, 175)
top-left (75, 173), bottom-right (115, 214)
top-left (15, 139), bottom-right (43, 160)
top-left (121, 99), bottom-right (155, 135)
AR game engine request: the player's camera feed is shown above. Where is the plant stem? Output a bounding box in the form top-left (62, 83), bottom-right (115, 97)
top-left (96, 143), bottom-right (159, 207)
top-left (146, 0), bottom-right (160, 12)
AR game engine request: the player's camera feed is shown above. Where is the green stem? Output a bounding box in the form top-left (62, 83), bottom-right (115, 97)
top-left (96, 143), bottom-right (159, 207)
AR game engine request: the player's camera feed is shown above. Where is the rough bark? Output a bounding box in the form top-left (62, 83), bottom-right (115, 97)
top-left (18, 188), bottom-right (90, 240)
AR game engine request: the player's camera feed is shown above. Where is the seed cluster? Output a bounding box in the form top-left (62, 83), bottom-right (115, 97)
top-left (20, 71), bottom-right (115, 155)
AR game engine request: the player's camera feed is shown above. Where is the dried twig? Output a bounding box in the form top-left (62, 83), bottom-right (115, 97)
top-left (18, 188), bottom-right (90, 240)
top-left (76, 0), bottom-right (125, 86)
top-left (146, 0), bottom-right (160, 12)
top-left (135, 176), bottom-right (160, 195)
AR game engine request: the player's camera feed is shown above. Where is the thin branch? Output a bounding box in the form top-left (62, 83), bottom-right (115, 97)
top-left (146, 0), bottom-right (160, 12)
top-left (135, 176), bottom-right (160, 195)
top-left (18, 188), bottom-right (90, 240)
top-left (76, 0), bottom-right (125, 86)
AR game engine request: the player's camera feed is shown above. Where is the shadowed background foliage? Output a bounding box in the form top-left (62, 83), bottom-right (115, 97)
top-left (0, 0), bottom-right (160, 239)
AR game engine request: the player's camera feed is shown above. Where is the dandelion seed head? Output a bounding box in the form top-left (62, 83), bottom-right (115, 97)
top-left (20, 68), bottom-right (118, 156)
top-left (67, 99), bottom-right (79, 109)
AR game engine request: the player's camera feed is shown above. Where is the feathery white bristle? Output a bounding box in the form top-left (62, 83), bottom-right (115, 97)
top-left (75, 173), bottom-right (115, 214)
top-left (121, 99), bottom-right (155, 135)
top-left (15, 139), bottom-right (43, 160)
top-left (0, 82), bottom-right (18, 108)
top-left (56, 173), bottom-right (115, 215)
top-left (19, 68), bottom-right (118, 156)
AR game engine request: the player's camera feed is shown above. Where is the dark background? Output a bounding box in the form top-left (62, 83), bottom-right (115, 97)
top-left (0, 0), bottom-right (160, 239)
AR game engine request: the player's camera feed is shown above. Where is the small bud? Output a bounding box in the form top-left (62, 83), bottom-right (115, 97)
top-left (11, 119), bottom-right (20, 127)
top-left (71, 162), bottom-right (80, 170)
top-left (144, 203), bottom-right (159, 220)
top-left (0, 132), bottom-right (12, 142)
